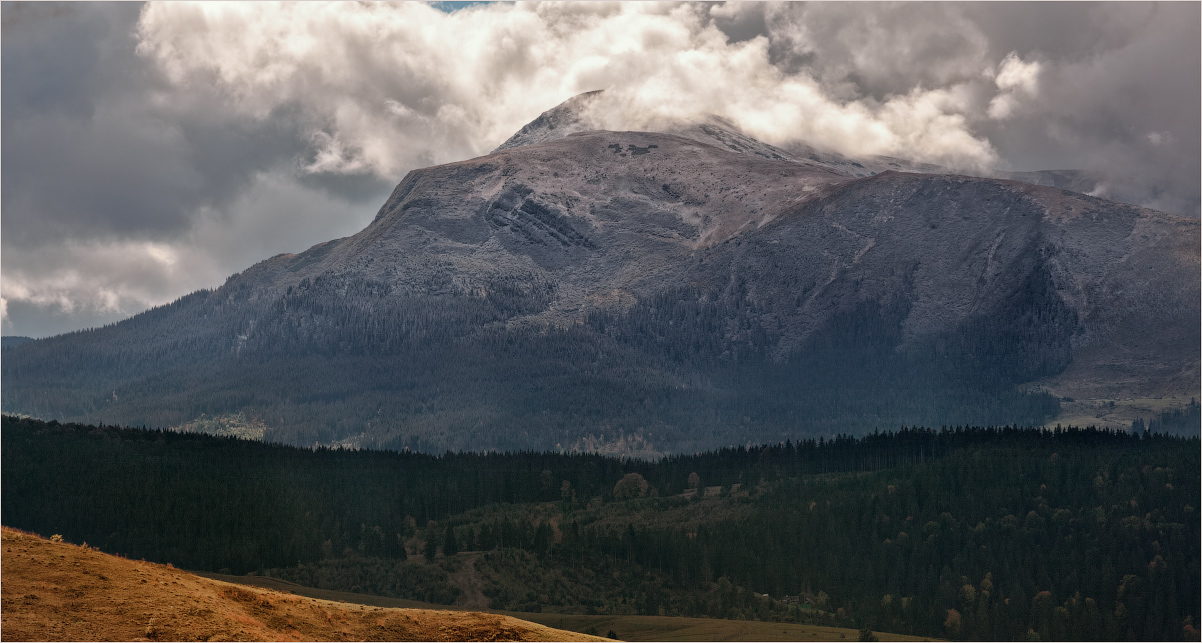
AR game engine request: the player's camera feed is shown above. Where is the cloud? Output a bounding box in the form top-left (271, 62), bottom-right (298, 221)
top-left (133, 1), bottom-right (1002, 175)
top-left (993, 53), bottom-right (1041, 95)
top-left (733, 2), bottom-right (1199, 214)
top-left (966, 3), bottom-right (1200, 216)
top-left (746, 2), bottom-right (996, 99)
top-left (1, 168), bottom-right (373, 336)
top-left (3, 1), bottom-right (1198, 337)
top-left (987, 52), bottom-right (1041, 120)
top-left (1, 3), bottom-right (391, 336)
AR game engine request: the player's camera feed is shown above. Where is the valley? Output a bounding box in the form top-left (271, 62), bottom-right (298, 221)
top-left (4, 415), bottom-right (1197, 641)
top-left (196, 572), bottom-right (937, 642)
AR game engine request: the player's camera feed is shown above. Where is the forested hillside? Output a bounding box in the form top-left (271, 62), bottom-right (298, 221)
top-left (4, 416), bottom-right (1197, 640)
top-left (0, 265), bottom-right (1065, 454)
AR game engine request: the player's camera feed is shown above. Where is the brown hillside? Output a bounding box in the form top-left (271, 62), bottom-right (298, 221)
top-left (0, 527), bottom-right (603, 642)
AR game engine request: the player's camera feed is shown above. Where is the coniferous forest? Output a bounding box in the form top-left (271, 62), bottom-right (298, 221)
top-left (3, 415), bottom-right (1197, 641)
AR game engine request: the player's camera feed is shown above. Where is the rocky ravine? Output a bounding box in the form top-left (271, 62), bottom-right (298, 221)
top-left (3, 95), bottom-right (1197, 453)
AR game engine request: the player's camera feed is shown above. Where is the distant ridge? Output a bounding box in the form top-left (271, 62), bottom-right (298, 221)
top-left (1, 336), bottom-right (34, 349)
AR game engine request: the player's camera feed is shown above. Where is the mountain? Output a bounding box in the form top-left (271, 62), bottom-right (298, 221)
top-left (493, 89), bottom-right (606, 152)
top-left (3, 94), bottom-right (1197, 453)
top-left (496, 90), bottom-right (1101, 192)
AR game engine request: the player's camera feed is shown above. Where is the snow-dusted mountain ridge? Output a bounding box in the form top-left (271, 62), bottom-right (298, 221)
top-left (3, 93), bottom-right (1197, 453)
top-left (497, 90), bottom-right (1100, 190)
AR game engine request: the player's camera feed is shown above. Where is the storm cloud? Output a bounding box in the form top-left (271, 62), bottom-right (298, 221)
top-left (3, 2), bottom-right (1198, 337)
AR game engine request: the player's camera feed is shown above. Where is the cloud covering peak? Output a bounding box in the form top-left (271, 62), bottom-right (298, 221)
top-left (3, 1), bottom-right (1198, 337)
top-left (134, 1), bottom-right (1003, 174)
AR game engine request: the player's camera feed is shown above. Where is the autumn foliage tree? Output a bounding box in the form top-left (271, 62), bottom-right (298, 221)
top-left (613, 473), bottom-right (649, 500)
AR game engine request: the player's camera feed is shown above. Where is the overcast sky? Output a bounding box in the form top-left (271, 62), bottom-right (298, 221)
top-left (3, 2), bottom-right (1199, 338)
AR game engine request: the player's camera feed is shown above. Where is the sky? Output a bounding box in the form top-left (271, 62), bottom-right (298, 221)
top-left (2, 1), bottom-right (1199, 338)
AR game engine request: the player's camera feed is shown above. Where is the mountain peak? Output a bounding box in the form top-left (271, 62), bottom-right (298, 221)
top-left (493, 92), bottom-right (1108, 196)
top-left (492, 90), bottom-right (606, 153)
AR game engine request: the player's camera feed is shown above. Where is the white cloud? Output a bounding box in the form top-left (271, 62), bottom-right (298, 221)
top-left (1, 240), bottom-right (186, 321)
top-left (986, 94), bottom-right (1020, 121)
top-left (988, 52), bottom-right (1041, 119)
top-left (134, 1), bottom-right (1001, 177)
top-left (994, 52), bottom-right (1041, 94)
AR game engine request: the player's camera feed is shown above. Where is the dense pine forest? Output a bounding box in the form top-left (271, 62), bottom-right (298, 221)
top-left (2, 415), bottom-right (1197, 640)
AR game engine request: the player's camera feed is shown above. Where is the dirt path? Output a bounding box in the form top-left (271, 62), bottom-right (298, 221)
top-left (0, 527), bottom-right (604, 642)
top-left (451, 552), bottom-right (491, 610)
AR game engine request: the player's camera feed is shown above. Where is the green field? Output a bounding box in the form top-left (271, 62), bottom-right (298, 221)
top-left (1048, 395), bottom-right (1199, 432)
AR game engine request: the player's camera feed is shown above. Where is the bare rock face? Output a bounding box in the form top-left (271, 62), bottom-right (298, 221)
top-left (305, 130), bottom-right (849, 312)
top-left (492, 90), bottom-right (605, 153)
top-left (3, 94), bottom-right (1197, 453)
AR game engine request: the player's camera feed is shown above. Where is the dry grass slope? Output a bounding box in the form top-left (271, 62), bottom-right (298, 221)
top-left (197, 569), bottom-right (939, 642)
top-left (0, 527), bottom-right (603, 642)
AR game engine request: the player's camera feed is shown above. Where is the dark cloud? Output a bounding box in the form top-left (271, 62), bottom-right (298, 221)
top-left (2, 4), bottom-right (331, 244)
top-left (962, 3), bottom-right (1162, 60)
top-left (970, 2), bottom-right (1200, 215)
top-left (710, 3), bottom-right (767, 45)
top-left (2, 3), bottom-right (111, 120)
top-left (754, 3), bottom-right (994, 100)
top-left (722, 2), bottom-right (1199, 215)
top-left (1, 2), bottom-right (391, 336)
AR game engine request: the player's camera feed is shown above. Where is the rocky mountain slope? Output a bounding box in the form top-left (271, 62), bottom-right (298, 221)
top-left (3, 94), bottom-right (1197, 453)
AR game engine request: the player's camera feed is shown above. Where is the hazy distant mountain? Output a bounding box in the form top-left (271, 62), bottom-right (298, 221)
top-left (2, 336), bottom-right (35, 349)
top-left (3, 94), bottom-right (1197, 453)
